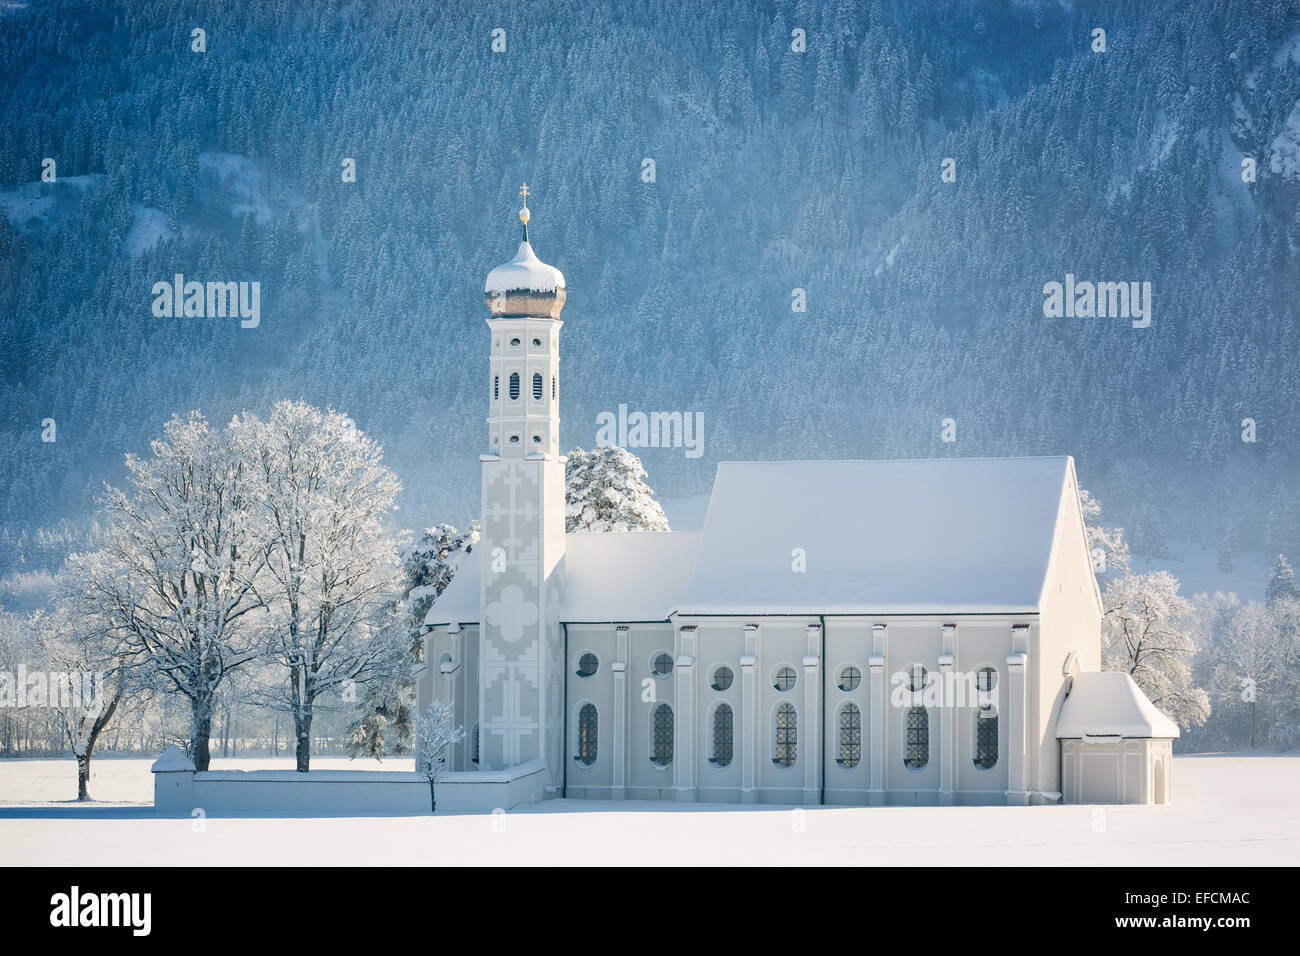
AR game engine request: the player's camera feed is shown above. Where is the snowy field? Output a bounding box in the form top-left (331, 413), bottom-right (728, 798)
top-left (0, 754), bottom-right (1296, 866)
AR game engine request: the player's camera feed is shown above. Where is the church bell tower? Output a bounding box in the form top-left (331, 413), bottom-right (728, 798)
top-left (476, 185), bottom-right (567, 784)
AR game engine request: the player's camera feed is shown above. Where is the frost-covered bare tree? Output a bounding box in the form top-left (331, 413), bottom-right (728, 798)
top-left (1211, 602), bottom-right (1284, 749)
top-left (416, 700), bottom-right (463, 813)
top-left (67, 412), bottom-right (273, 770)
top-left (1102, 570), bottom-right (1209, 730)
top-left (1079, 489), bottom-right (1130, 577)
top-left (234, 401), bottom-right (403, 772)
top-left (30, 600), bottom-right (127, 800)
top-left (565, 446), bottom-right (670, 533)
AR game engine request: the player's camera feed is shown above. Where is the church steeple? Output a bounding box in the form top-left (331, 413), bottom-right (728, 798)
top-left (482, 186), bottom-right (564, 458)
top-left (475, 186), bottom-right (568, 783)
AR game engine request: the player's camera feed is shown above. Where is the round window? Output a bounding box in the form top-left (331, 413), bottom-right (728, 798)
top-left (576, 652), bottom-right (598, 677)
top-left (710, 665), bottom-right (734, 692)
top-left (509, 337), bottom-right (521, 347)
top-left (838, 665), bottom-right (862, 692)
top-left (652, 652), bottom-right (674, 678)
top-left (532, 337), bottom-right (542, 347)
top-left (774, 666), bottom-right (797, 691)
top-left (508, 435), bottom-right (520, 444)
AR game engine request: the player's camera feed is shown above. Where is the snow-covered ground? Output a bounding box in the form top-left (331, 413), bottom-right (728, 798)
top-left (0, 754), bottom-right (1295, 866)
top-left (0, 754), bottom-right (414, 806)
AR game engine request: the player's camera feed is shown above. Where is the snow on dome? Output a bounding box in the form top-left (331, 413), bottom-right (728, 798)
top-left (484, 241), bottom-right (566, 317)
top-left (485, 241), bottom-right (565, 294)
top-left (1056, 672), bottom-right (1181, 739)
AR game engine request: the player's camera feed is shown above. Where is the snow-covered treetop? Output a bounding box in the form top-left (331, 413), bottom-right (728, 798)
top-left (565, 445), bottom-right (670, 534)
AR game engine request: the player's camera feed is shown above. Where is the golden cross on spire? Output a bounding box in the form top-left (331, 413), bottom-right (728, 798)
top-left (518, 183), bottom-right (531, 241)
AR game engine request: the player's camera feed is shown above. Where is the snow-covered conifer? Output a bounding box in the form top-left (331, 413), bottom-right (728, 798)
top-left (565, 446), bottom-right (670, 533)
top-left (1265, 554), bottom-right (1299, 606)
top-left (347, 521), bottom-right (480, 759)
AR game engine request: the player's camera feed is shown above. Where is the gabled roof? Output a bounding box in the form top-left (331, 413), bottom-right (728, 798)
top-left (676, 457), bottom-right (1074, 615)
top-left (1056, 672), bottom-right (1181, 739)
top-left (425, 456), bottom-right (1087, 626)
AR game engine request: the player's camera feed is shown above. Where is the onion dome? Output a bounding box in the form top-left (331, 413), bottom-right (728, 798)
top-left (484, 183), bottom-right (566, 318)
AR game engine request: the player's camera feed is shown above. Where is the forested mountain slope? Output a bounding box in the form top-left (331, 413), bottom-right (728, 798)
top-left (1, 0), bottom-right (1298, 578)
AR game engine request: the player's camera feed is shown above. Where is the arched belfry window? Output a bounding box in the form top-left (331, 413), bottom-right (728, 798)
top-left (575, 704), bottom-right (598, 767)
top-left (773, 703), bottom-right (797, 767)
top-left (471, 723), bottom-right (479, 765)
top-left (508, 372), bottom-right (520, 400)
top-left (710, 704), bottom-right (734, 768)
top-left (838, 703), bottom-right (861, 768)
top-left (493, 376), bottom-right (499, 400)
top-left (552, 376), bottom-right (556, 399)
top-left (651, 703), bottom-right (674, 767)
top-left (974, 666), bottom-right (999, 770)
top-left (532, 372), bottom-right (543, 400)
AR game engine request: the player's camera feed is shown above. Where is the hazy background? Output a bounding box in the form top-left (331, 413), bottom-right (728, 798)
top-left (2, 0), bottom-right (1298, 603)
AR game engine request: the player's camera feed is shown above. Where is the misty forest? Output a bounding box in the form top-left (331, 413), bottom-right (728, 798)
top-left (2, 0), bottom-right (1300, 768)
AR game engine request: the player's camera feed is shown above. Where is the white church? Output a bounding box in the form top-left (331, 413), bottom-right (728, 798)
top-left (415, 193), bottom-right (1179, 809)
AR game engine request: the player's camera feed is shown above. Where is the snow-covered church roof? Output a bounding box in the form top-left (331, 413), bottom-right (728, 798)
top-left (424, 531), bottom-right (699, 626)
top-left (425, 456), bottom-right (1088, 627)
top-left (1056, 672), bottom-right (1181, 739)
top-left (677, 456), bottom-right (1077, 615)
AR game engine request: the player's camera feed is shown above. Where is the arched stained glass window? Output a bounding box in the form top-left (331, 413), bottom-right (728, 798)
top-left (575, 704), bottom-right (598, 767)
top-left (974, 666), bottom-right (999, 770)
top-left (773, 703), bottom-right (797, 767)
top-left (838, 703), bottom-right (861, 768)
top-left (905, 706), bottom-right (929, 770)
top-left (710, 704), bottom-right (734, 768)
top-left (651, 703), bottom-right (673, 767)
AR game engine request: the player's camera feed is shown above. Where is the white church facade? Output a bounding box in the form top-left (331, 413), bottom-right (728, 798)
top-left (415, 194), bottom-right (1179, 809)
